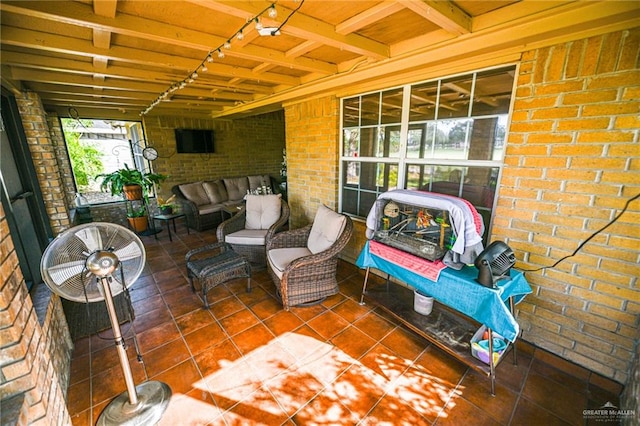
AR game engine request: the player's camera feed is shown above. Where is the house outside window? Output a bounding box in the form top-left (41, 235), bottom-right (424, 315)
top-left (339, 65), bottom-right (517, 237)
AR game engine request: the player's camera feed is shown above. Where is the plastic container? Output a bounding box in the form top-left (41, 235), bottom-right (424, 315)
top-left (470, 325), bottom-right (508, 365)
top-left (413, 290), bottom-right (434, 315)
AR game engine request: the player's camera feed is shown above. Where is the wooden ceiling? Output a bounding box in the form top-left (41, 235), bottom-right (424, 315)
top-left (1, 1), bottom-right (638, 120)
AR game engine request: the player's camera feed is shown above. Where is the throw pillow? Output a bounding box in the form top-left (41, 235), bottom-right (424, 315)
top-left (307, 205), bottom-right (347, 254)
top-left (245, 194), bottom-right (282, 230)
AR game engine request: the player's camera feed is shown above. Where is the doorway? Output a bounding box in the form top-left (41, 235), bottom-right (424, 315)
top-left (1, 90), bottom-right (51, 290)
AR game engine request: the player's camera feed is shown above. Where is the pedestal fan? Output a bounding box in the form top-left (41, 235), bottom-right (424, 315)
top-left (40, 222), bottom-right (171, 425)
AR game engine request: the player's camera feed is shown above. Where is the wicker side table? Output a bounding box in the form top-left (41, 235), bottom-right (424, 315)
top-left (186, 243), bottom-right (251, 308)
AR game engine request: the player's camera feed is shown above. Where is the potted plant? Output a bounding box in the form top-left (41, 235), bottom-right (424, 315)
top-left (157, 195), bottom-right (177, 215)
top-left (97, 164), bottom-right (168, 201)
top-left (127, 204), bottom-right (149, 232)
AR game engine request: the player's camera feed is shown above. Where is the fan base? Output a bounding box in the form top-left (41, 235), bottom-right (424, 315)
top-left (96, 381), bottom-right (171, 426)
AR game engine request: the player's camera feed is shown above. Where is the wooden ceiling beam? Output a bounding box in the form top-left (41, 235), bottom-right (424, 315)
top-left (0, 1), bottom-right (335, 74)
top-left (1, 26), bottom-right (300, 86)
top-left (2, 51), bottom-right (276, 94)
top-left (398, 0), bottom-right (471, 35)
top-left (335, 2), bottom-right (405, 35)
top-left (187, 0), bottom-right (389, 59)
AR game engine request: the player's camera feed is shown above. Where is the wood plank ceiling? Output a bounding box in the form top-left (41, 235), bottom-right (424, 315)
top-left (1, 1), bottom-right (638, 120)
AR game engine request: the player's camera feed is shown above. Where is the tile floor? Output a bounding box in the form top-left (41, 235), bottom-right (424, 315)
top-left (66, 224), bottom-right (623, 425)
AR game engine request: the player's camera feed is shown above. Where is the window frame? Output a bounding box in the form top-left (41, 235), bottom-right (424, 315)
top-left (338, 64), bottom-right (518, 237)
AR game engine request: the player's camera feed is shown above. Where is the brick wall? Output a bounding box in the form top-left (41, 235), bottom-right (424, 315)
top-left (142, 111), bottom-right (285, 200)
top-left (0, 203), bottom-right (73, 425)
top-left (16, 93), bottom-right (71, 235)
top-left (493, 28), bottom-right (640, 384)
top-left (46, 113), bottom-right (77, 210)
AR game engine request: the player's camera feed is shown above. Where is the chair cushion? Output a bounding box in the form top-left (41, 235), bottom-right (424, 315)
top-left (224, 177), bottom-right (250, 201)
top-left (225, 229), bottom-right (268, 245)
top-left (307, 205), bottom-right (347, 254)
top-left (267, 247), bottom-right (312, 279)
top-left (203, 180), bottom-right (228, 204)
top-left (179, 182), bottom-right (210, 206)
top-left (245, 194), bottom-right (281, 230)
top-left (248, 175), bottom-right (271, 191)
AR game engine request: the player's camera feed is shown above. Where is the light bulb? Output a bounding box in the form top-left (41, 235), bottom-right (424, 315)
top-left (201, 64), bottom-right (208, 72)
top-left (236, 31), bottom-right (244, 41)
top-left (255, 18), bottom-right (263, 30)
top-left (224, 40), bottom-right (231, 49)
top-left (206, 54), bottom-right (213, 63)
top-left (268, 5), bottom-right (277, 18)
top-left (191, 72), bottom-right (198, 79)
top-left (217, 49), bottom-right (225, 58)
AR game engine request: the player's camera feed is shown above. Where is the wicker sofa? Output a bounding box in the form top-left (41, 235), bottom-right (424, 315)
top-left (171, 175), bottom-right (277, 231)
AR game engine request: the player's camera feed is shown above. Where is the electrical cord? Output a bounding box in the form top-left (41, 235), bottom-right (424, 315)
top-left (521, 192), bottom-right (640, 273)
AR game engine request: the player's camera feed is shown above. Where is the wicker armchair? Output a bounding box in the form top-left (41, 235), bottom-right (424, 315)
top-left (266, 205), bottom-right (353, 310)
top-left (217, 195), bottom-right (289, 269)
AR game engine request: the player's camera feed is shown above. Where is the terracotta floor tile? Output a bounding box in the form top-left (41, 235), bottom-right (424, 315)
top-left (183, 321), bottom-right (227, 355)
top-left (143, 338), bottom-right (192, 377)
top-left (522, 371), bottom-right (589, 425)
top-left (136, 321), bottom-right (181, 354)
top-left (157, 388), bottom-right (224, 426)
top-left (332, 298), bottom-right (372, 323)
top-left (330, 325), bottom-right (377, 361)
top-left (194, 338), bottom-right (242, 377)
top-left (219, 308), bottom-right (261, 336)
top-left (223, 385), bottom-right (289, 425)
top-left (380, 326), bottom-right (429, 361)
top-left (209, 296), bottom-right (245, 320)
top-left (250, 297), bottom-right (283, 320)
top-left (307, 310), bottom-right (350, 340)
top-left (436, 395), bottom-right (502, 426)
top-left (353, 311), bottom-right (396, 341)
top-left (263, 310), bottom-right (304, 336)
top-left (458, 370), bottom-right (519, 424)
top-left (511, 397), bottom-right (572, 426)
top-left (174, 308), bottom-right (215, 335)
top-left (64, 234), bottom-right (622, 426)
top-left (149, 359), bottom-right (202, 395)
top-left (232, 323), bottom-right (275, 355)
top-left (292, 391), bottom-right (360, 425)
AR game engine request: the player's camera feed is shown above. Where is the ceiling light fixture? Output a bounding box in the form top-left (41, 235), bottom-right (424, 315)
top-left (140, 1), bottom-right (306, 116)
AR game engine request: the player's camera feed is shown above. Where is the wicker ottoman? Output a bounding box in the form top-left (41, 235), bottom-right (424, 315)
top-left (186, 243), bottom-right (251, 308)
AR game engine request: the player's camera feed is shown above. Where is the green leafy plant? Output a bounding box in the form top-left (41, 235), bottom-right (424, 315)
top-left (97, 164), bottom-right (168, 197)
top-left (127, 204), bottom-right (147, 218)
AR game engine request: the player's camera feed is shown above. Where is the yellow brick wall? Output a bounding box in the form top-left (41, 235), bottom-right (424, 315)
top-left (285, 29), bottom-right (639, 384)
top-left (143, 111), bottom-right (285, 200)
top-left (494, 28), bottom-right (640, 384)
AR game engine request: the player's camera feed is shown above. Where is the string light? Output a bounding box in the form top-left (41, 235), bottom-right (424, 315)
top-left (140, 1), bottom-right (307, 116)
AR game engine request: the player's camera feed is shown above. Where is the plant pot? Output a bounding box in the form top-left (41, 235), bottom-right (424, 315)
top-left (127, 216), bottom-right (148, 233)
top-left (123, 184), bottom-right (143, 200)
top-left (159, 206), bottom-right (173, 215)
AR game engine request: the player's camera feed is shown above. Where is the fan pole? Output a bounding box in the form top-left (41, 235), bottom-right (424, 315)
top-left (99, 276), bottom-right (139, 405)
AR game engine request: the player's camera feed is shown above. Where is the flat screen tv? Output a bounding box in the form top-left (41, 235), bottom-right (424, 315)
top-left (175, 129), bottom-right (214, 153)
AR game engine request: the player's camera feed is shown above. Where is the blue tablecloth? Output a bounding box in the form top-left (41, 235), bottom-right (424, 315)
top-left (356, 241), bottom-right (531, 342)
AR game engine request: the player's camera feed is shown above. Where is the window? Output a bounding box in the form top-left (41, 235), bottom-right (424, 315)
top-left (340, 65), bottom-right (516, 236)
top-left (62, 119), bottom-right (152, 204)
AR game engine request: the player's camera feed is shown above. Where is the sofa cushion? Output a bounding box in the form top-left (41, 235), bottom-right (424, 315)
top-left (267, 247), bottom-right (312, 279)
top-left (179, 182), bottom-right (210, 206)
top-left (224, 177), bottom-right (249, 201)
top-left (198, 204), bottom-right (223, 215)
top-left (225, 229), bottom-right (268, 246)
top-left (307, 205), bottom-right (347, 254)
top-left (248, 175), bottom-right (271, 191)
top-left (203, 180), bottom-right (228, 204)
top-left (245, 194), bottom-right (281, 230)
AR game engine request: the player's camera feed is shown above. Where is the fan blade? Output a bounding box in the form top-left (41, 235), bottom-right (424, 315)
top-left (113, 241), bottom-right (143, 261)
top-left (74, 226), bottom-right (104, 253)
top-left (46, 260), bottom-right (85, 286)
